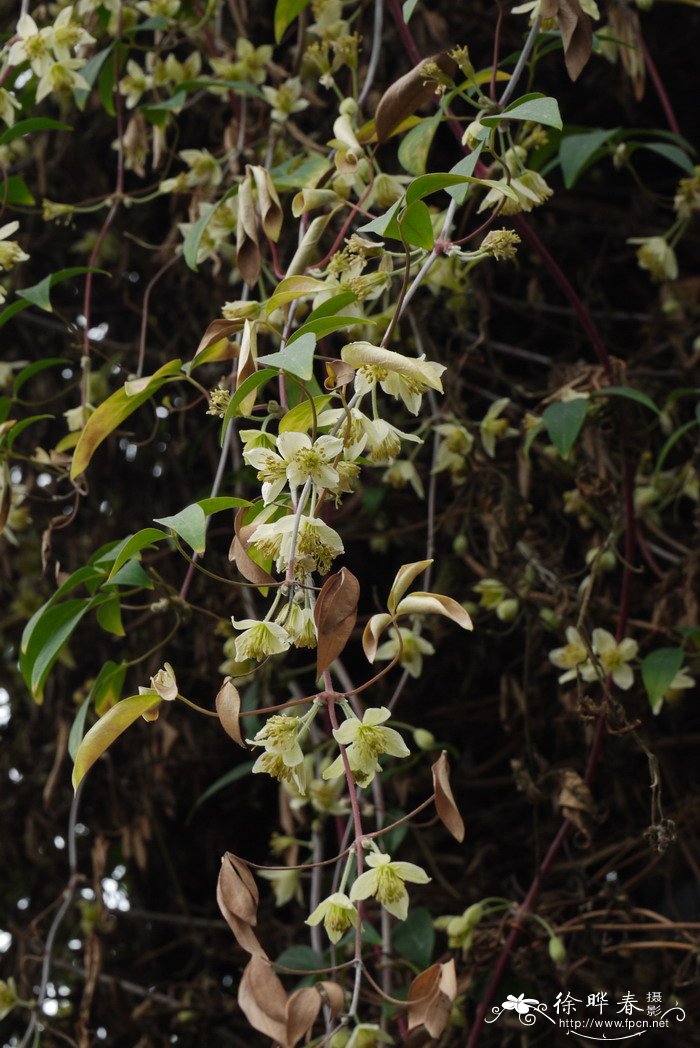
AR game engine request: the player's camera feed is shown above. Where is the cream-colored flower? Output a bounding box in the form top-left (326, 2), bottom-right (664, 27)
top-left (361, 418), bottom-right (422, 464)
top-left (0, 222), bottom-right (29, 272)
top-left (382, 460), bottom-right (424, 497)
top-left (433, 421), bottom-right (473, 479)
top-left (36, 60), bottom-right (90, 102)
top-left (341, 342), bottom-right (445, 415)
top-left (323, 707), bottom-right (409, 788)
top-left (306, 891), bottom-right (357, 943)
top-left (480, 229), bottom-right (521, 261)
top-left (631, 236), bottom-right (678, 282)
top-left (258, 867), bottom-right (303, 907)
top-left (277, 600), bottom-right (317, 648)
top-left (262, 77), bottom-right (309, 123)
top-left (51, 6), bottom-right (95, 61)
top-left (0, 89), bottom-right (21, 128)
top-left (231, 617), bottom-right (292, 661)
top-left (8, 14), bottom-right (55, 76)
top-left (244, 432), bottom-right (344, 504)
top-left (472, 577), bottom-right (507, 610)
top-left (375, 627), bottom-right (435, 679)
top-left (655, 668), bottom-right (695, 713)
top-left (479, 398), bottom-right (518, 458)
top-left (477, 169), bottom-right (553, 215)
top-left (549, 626), bottom-right (589, 683)
top-left (249, 514), bottom-right (344, 576)
top-left (150, 662), bottom-right (178, 701)
top-left (584, 628), bottom-right (638, 690)
top-left (248, 714), bottom-right (306, 793)
top-left (434, 902), bottom-right (484, 951)
top-left (178, 148), bottom-right (222, 189)
top-left (350, 851), bottom-right (430, 920)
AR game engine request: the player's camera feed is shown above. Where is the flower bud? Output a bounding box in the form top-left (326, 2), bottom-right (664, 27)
top-left (452, 533), bottom-right (468, 555)
top-left (548, 935), bottom-right (567, 964)
top-left (413, 728), bottom-right (436, 750)
top-left (496, 598), bottom-right (520, 622)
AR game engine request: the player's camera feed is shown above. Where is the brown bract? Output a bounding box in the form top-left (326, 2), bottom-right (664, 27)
top-left (432, 751), bottom-right (465, 843)
top-left (215, 677), bottom-right (245, 747)
top-left (314, 566), bottom-right (361, 676)
top-left (407, 959), bottom-right (457, 1038)
top-left (541, 0), bottom-right (593, 81)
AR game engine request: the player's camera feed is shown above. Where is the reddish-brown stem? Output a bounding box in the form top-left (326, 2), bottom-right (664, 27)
top-left (490, 3), bottom-right (504, 103)
top-left (630, 17), bottom-right (682, 139)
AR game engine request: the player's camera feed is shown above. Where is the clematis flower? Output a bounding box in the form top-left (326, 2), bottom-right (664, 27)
top-left (306, 891), bottom-right (357, 943)
top-left (277, 600), bottom-right (317, 648)
top-left (350, 851), bottom-right (430, 920)
top-left (231, 617), bottom-right (292, 661)
top-left (479, 398), bottom-right (518, 458)
top-left (0, 89), bottom-right (21, 128)
top-left (8, 14), bottom-right (55, 76)
top-left (150, 662), bottom-right (178, 701)
top-left (472, 578), bottom-right (507, 610)
top-left (630, 236), bottom-right (678, 282)
top-left (382, 460), bottom-right (424, 498)
top-left (375, 627), bottom-right (435, 679)
top-left (583, 628), bottom-right (638, 690)
top-left (258, 866), bottom-right (303, 907)
top-left (244, 432), bottom-right (344, 504)
top-left (361, 418), bottom-right (422, 464)
top-left (0, 222), bottom-right (29, 272)
top-left (341, 342), bottom-right (446, 415)
top-left (262, 77), bottom-right (308, 122)
top-left (51, 6), bottom-right (95, 61)
top-left (249, 514), bottom-right (344, 576)
top-left (655, 668), bottom-right (695, 714)
top-left (36, 60), bottom-right (90, 102)
top-left (323, 707), bottom-right (409, 788)
top-left (549, 627), bottom-right (589, 684)
top-left (477, 169), bottom-right (553, 216)
top-left (432, 421), bottom-right (474, 480)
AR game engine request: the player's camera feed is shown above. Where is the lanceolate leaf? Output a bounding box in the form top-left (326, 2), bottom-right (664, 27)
top-left (70, 359), bottom-right (183, 479)
top-left (559, 128), bottom-right (618, 188)
top-left (273, 0), bottom-right (312, 42)
top-left (72, 693), bottom-right (162, 788)
top-left (595, 385), bottom-right (661, 416)
top-left (107, 527), bottom-right (169, 580)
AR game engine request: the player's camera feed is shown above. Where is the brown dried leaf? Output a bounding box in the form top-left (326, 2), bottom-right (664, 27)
top-left (314, 566), bottom-right (361, 676)
top-left (238, 955), bottom-right (288, 1044)
top-left (286, 987), bottom-right (321, 1048)
top-left (252, 165), bottom-right (283, 242)
top-left (541, 0), bottom-right (593, 81)
top-left (237, 167), bottom-right (261, 286)
top-left (608, 7), bottom-right (645, 100)
top-left (194, 318), bottom-right (243, 359)
top-left (318, 981), bottom-right (345, 1018)
top-left (229, 509), bottom-right (276, 586)
top-left (407, 961), bottom-right (456, 1038)
top-left (555, 768), bottom-right (594, 845)
top-left (323, 359), bottom-right (355, 391)
top-left (375, 53), bottom-right (456, 142)
top-left (217, 852), bottom-right (259, 925)
top-left (215, 677), bottom-right (245, 747)
top-left (432, 751), bottom-right (465, 843)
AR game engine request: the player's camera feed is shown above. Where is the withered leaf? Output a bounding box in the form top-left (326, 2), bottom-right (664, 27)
top-left (216, 853), bottom-right (267, 957)
top-left (237, 167), bottom-right (261, 286)
top-left (318, 980), bottom-right (345, 1017)
top-left (407, 960), bottom-right (456, 1038)
top-left (541, 0), bottom-right (593, 81)
top-left (238, 955), bottom-right (288, 1044)
top-left (375, 53), bottom-right (456, 142)
top-left (432, 751), bottom-right (465, 843)
top-left (286, 987), bottom-right (321, 1048)
top-left (194, 318), bottom-right (243, 359)
top-left (251, 165), bottom-right (283, 242)
top-left (215, 677), bottom-right (245, 747)
top-left (608, 7), bottom-right (645, 101)
top-left (555, 768), bottom-right (594, 844)
top-left (314, 566), bottom-right (361, 676)
top-left (229, 509), bottom-right (275, 586)
top-left (323, 359), bottom-right (355, 391)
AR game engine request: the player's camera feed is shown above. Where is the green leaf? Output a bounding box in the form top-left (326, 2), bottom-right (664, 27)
top-left (71, 359), bottom-right (183, 478)
top-left (68, 696), bottom-right (92, 763)
top-left (274, 0), bottom-right (312, 42)
top-left (446, 144), bottom-right (484, 203)
top-left (642, 647), bottom-right (685, 712)
top-left (2, 414), bottom-right (54, 451)
top-left (279, 395), bottom-right (332, 434)
top-left (398, 199), bottom-right (434, 250)
top-left (542, 399), bottom-right (588, 459)
top-left (104, 559), bottom-right (153, 589)
top-left (275, 945), bottom-right (324, 972)
top-left (197, 496), bottom-right (251, 515)
top-left (89, 661), bottom-right (128, 720)
top-left (635, 141), bottom-right (694, 174)
top-left (265, 276), bottom-right (327, 316)
top-left (559, 129), bottom-right (618, 188)
top-left (12, 358), bottom-right (69, 395)
top-left (287, 314), bottom-right (372, 344)
top-left (20, 566), bottom-right (104, 658)
top-left (398, 116), bottom-right (439, 176)
top-left (221, 368), bottom-right (277, 429)
top-left (595, 386), bottom-right (661, 416)
top-left (183, 191), bottom-right (235, 270)
top-left (74, 44), bottom-right (115, 108)
top-left (0, 175), bottom-right (35, 205)
top-left (155, 503), bottom-right (208, 554)
top-left (141, 89), bottom-right (186, 115)
top-left (357, 199), bottom-right (402, 239)
top-left (96, 596), bottom-right (125, 637)
top-left (0, 117), bottom-right (72, 147)
top-left (307, 291), bottom-right (358, 322)
top-left (72, 693), bottom-right (162, 788)
top-left (392, 908), bottom-right (435, 969)
top-left (20, 599), bottom-right (92, 703)
top-left (402, 0), bottom-right (421, 22)
top-left (482, 93), bottom-right (562, 130)
top-left (97, 49), bottom-right (117, 116)
top-left (107, 528), bottom-right (169, 580)
top-left (258, 332), bottom-right (317, 381)
top-left (14, 267), bottom-right (108, 316)
top-left (523, 418), bottom-right (545, 460)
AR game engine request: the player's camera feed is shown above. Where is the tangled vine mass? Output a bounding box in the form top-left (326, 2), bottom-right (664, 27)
top-left (0, 0), bottom-right (699, 1045)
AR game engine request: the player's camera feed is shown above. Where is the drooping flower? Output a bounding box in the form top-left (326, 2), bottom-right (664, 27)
top-left (375, 627), bottom-right (435, 679)
top-left (244, 432), bottom-right (344, 504)
top-left (584, 628), bottom-right (638, 690)
top-left (258, 867), bottom-right (303, 907)
top-left (382, 460), bottom-right (424, 497)
top-left (655, 668), bottom-right (695, 714)
top-left (472, 578), bottom-right (507, 610)
top-left (249, 514), bottom-right (344, 576)
top-left (306, 891), bottom-right (357, 943)
top-left (231, 617), bottom-right (292, 661)
top-left (350, 851), bottom-right (430, 920)
top-left (0, 222), bottom-right (29, 272)
top-left (276, 600), bottom-right (317, 649)
top-left (477, 169), bottom-right (553, 215)
top-left (479, 398), bottom-right (518, 458)
top-left (432, 421), bottom-right (474, 480)
top-left (323, 707), bottom-right (409, 788)
top-left (549, 627), bottom-right (589, 684)
top-left (150, 662), bottom-right (178, 701)
top-left (361, 418), bottom-right (422, 464)
top-left (0, 89), bottom-right (21, 128)
top-left (36, 59), bottom-right (91, 102)
top-left (262, 77), bottom-right (309, 122)
top-left (631, 236), bottom-right (678, 282)
top-left (341, 342), bottom-right (446, 415)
